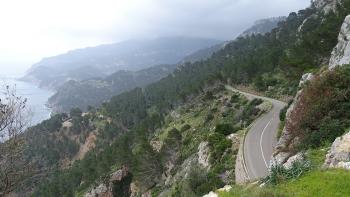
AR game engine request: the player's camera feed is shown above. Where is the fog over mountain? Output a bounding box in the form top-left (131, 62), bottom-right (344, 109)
top-left (0, 0), bottom-right (309, 74)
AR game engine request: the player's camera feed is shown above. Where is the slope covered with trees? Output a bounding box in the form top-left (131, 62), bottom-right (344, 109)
top-left (48, 64), bottom-right (177, 113)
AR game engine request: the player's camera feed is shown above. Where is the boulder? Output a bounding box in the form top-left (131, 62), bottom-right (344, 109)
top-left (110, 166), bottom-right (130, 182)
top-left (324, 131), bottom-right (350, 170)
top-left (283, 152), bottom-right (304, 170)
top-left (85, 184), bottom-right (110, 197)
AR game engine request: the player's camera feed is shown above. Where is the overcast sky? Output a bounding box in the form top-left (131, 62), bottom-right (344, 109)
top-left (0, 0), bottom-right (309, 76)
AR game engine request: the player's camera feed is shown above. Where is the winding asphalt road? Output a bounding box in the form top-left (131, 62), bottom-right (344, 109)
top-left (227, 86), bottom-right (286, 181)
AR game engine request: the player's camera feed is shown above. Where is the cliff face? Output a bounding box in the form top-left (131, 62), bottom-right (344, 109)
top-left (329, 15), bottom-right (350, 69)
top-left (312, 0), bottom-right (341, 14)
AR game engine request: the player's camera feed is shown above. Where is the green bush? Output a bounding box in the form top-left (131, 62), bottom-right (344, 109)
top-left (208, 133), bottom-right (232, 164)
top-left (187, 166), bottom-right (224, 196)
top-left (263, 159), bottom-right (310, 185)
top-left (206, 113), bottom-right (214, 122)
top-left (215, 123), bottom-right (240, 135)
top-left (180, 124), bottom-right (191, 132)
top-left (230, 93), bottom-right (240, 103)
top-left (250, 98), bottom-right (263, 106)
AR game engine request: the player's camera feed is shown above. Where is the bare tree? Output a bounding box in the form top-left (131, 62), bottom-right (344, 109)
top-left (0, 85), bottom-right (32, 196)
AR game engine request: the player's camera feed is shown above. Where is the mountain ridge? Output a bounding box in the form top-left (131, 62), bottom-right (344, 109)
top-left (22, 37), bottom-right (221, 89)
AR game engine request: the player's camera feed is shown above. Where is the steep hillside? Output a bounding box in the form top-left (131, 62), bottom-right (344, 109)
top-left (30, 85), bottom-right (269, 196)
top-left (21, 37), bottom-right (220, 89)
top-left (12, 0), bottom-right (350, 196)
top-left (48, 64), bottom-right (177, 113)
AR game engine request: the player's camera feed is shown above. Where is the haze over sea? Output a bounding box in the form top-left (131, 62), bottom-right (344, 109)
top-left (0, 69), bottom-right (53, 126)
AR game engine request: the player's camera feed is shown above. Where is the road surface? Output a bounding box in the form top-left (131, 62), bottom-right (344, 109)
top-left (227, 86), bottom-right (286, 181)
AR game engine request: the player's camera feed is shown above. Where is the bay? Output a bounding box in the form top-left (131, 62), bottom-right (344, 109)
top-left (0, 78), bottom-right (54, 126)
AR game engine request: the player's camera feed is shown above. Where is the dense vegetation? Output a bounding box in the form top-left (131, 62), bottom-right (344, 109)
top-left (49, 64), bottom-right (177, 112)
top-left (285, 64), bottom-right (350, 151)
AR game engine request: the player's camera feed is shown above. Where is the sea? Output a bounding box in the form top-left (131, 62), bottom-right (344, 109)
top-left (0, 77), bottom-right (54, 126)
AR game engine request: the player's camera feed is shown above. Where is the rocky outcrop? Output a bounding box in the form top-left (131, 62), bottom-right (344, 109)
top-left (272, 72), bottom-right (314, 165)
top-left (85, 166), bottom-right (132, 197)
top-left (85, 184), bottom-right (110, 197)
top-left (312, 0), bottom-right (341, 14)
top-left (324, 131), bottom-right (350, 169)
top-left (329, 15), bottom-right (350, 69)
top-left (299, 73), bottom-right (314, 87)
top-left (197, 141), bottom-right (210, 168)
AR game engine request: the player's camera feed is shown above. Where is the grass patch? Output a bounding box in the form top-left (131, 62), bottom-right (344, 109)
top-left (307, 147), bottom-right (329, 168)
top-left (219, 169), bottom-right (350, 197)
top-left (276, 120), bottom-right (285, 139)
top-left (275, 169), bottom-right (350, 197)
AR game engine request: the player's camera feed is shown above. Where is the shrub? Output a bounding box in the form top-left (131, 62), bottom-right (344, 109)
top-left (208, 133), bottom-right (232, 163)
top-left (263, 159), bottom-right (310, 185)
top-left (250, 98), bottom-right (263, 106)
top-left (215, 123), bottom-right (240, 135)
top-left (205, 91), bottom-right (214, 100)
top-left (279, 100), bottom-right (293, 121)
top-left (180, 124), bottom-right (191, 132)
top-left (187, 166), bottom-right (224, 196)
top-left (230, 93), bottom-right (240, 103)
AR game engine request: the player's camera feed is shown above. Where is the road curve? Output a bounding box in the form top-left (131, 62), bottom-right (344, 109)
top-left (227, 86), bottom-right (287, 181)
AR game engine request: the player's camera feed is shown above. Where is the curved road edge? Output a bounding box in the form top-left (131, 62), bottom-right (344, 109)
top-left (226, 86), bottom-right (287, 183)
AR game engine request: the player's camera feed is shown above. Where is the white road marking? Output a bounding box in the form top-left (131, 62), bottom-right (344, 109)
top-left (260, 119), bottom-right (272, 168)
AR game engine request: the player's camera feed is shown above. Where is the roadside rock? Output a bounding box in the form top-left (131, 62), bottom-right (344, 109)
top-left (329, 15), bottom-right (350, 69)
top-left (270, 152), bottom-right (292, 167)
top-left (324, 131), bottom-right (350, 169)
top-left (274, 89), bottom-right (302, 154)
top-left (273, 71), bottom-right (314, 165)
top-left (283, 152), bottom-right (304, 169)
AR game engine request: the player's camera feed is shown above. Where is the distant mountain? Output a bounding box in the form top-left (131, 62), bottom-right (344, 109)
top-left (240, 16), bottom-right (287, 37)
top-left (21, 37), bottom-right (220, 89)
top-left (46, 16), bottom-right (287, 113)
top-left (181, 42), bottom-right (228, 63)
top-left (182, 17), bottom-right (286, 63)
top-left (48, 64), bottom-right (177, 113)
